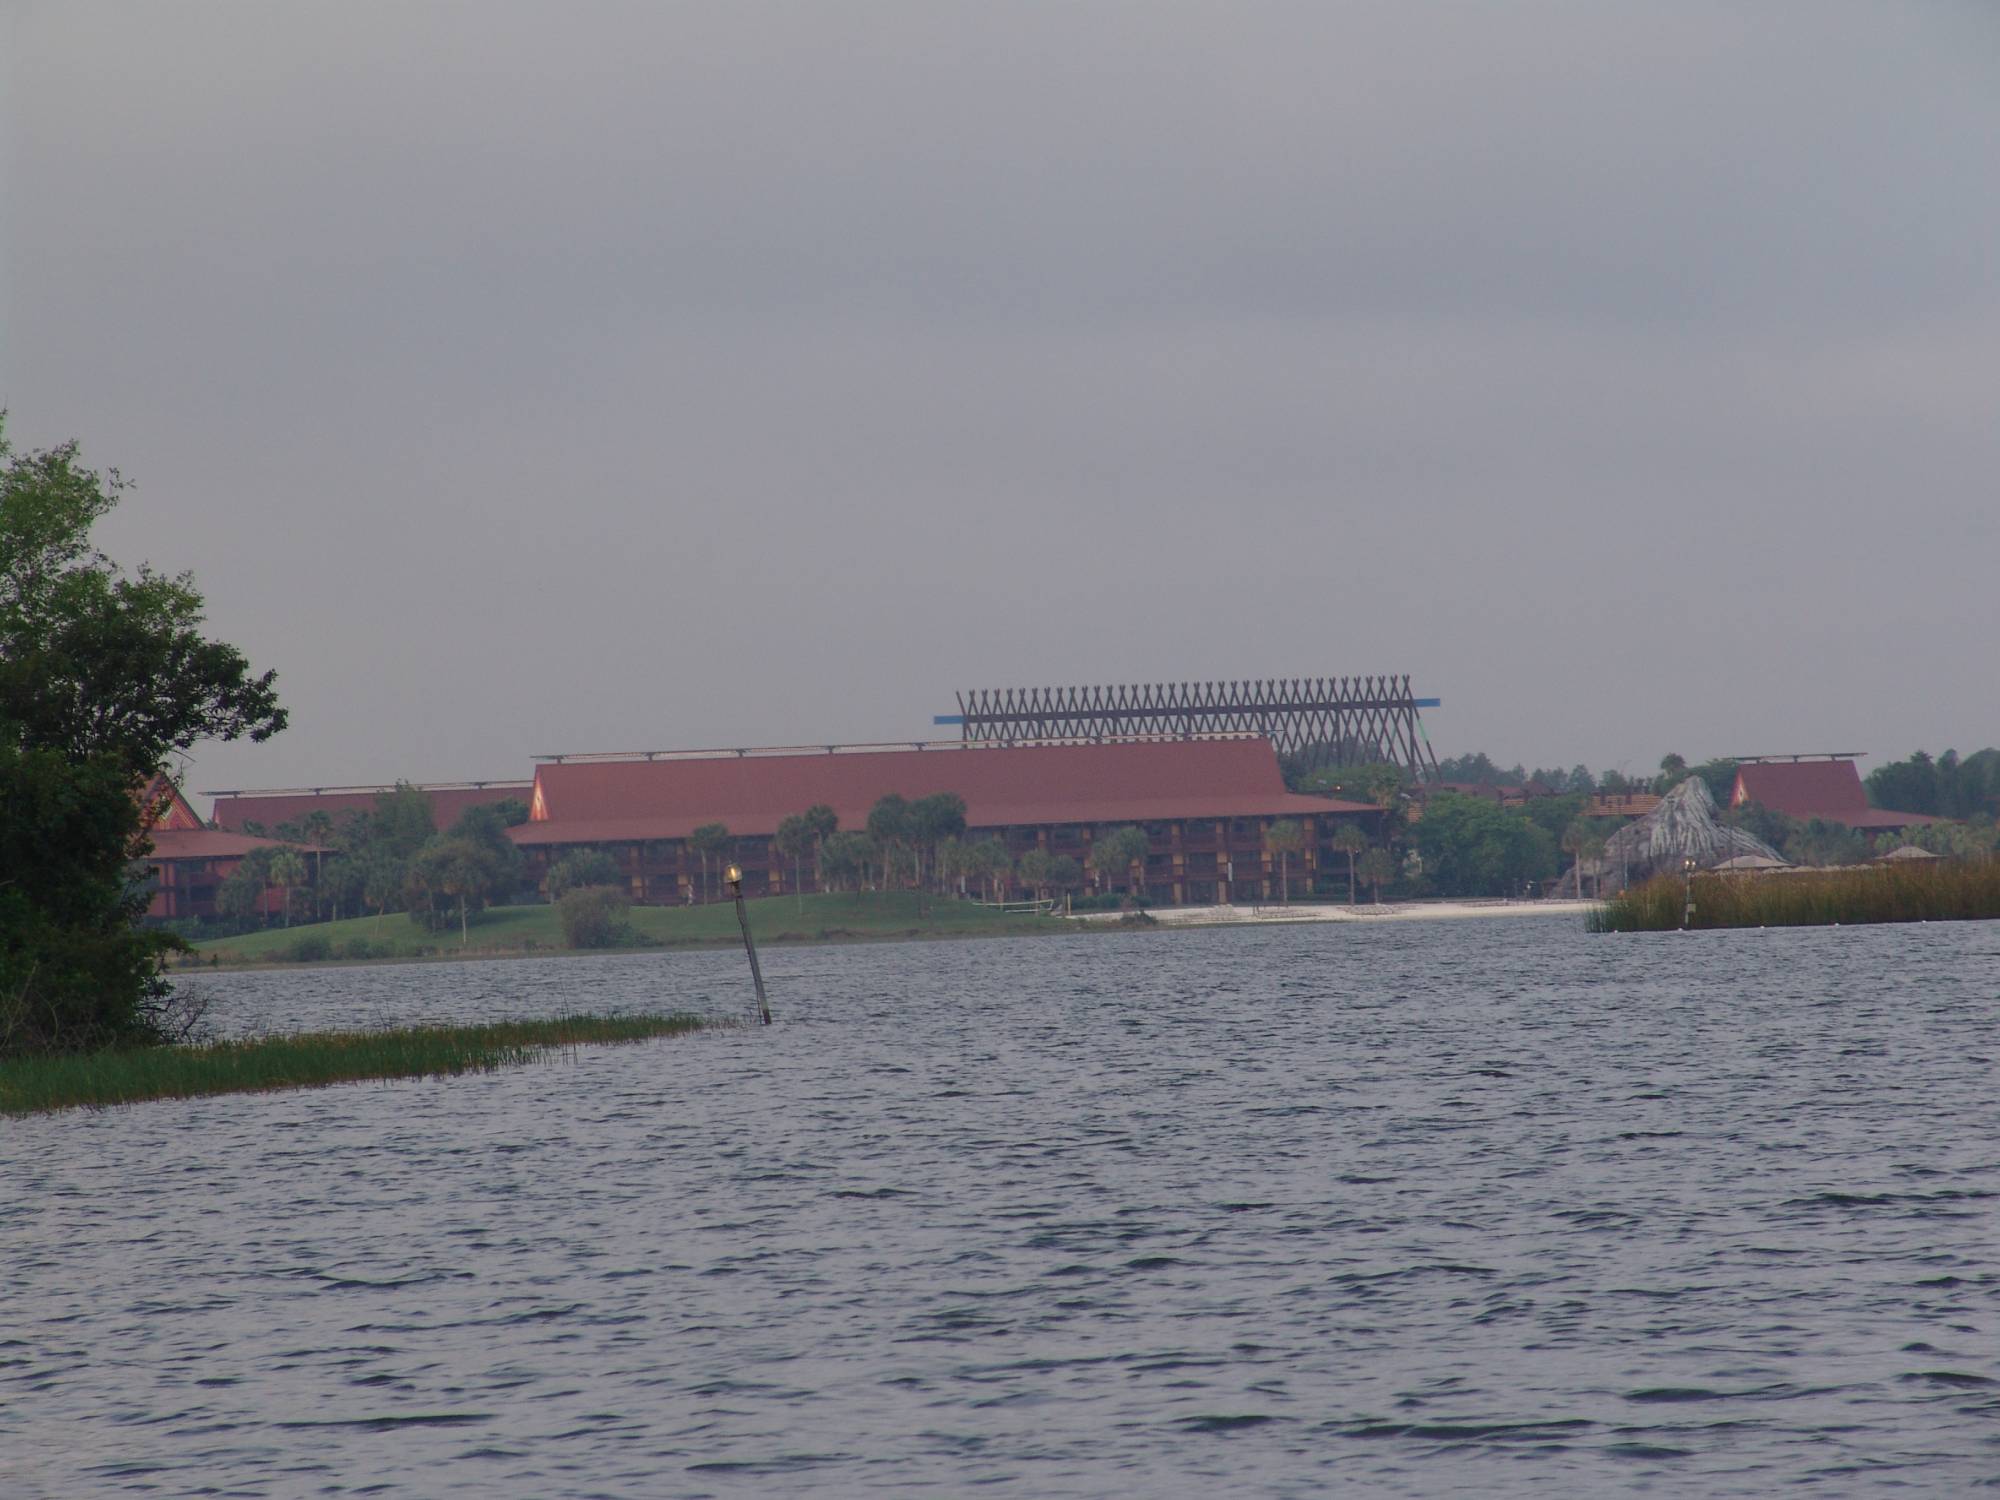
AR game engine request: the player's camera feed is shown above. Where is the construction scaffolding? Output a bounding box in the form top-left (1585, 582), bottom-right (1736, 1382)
top-left (938, 676), bottom-right (1441, 781)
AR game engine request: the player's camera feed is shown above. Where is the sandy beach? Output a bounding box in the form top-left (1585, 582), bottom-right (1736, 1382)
top-left (1066, 899), bottom-right (1596, 928)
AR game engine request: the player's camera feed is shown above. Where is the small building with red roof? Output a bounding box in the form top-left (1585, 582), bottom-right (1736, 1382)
top-left (512, 737), bottom-right (1378, 905)
top-left (133, 774), bottom-right (318, 922)
top-left (1729, 755), bottom-right (1938, 832)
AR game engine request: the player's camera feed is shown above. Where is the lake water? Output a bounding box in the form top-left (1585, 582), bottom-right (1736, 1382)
top-left (5, 918), bottom-right (1998, 1496)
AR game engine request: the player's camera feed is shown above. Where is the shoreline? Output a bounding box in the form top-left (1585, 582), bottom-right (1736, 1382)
top-left (1067, 898), bottom-right (1598, 928)
top-left (185, 897), bottom-right (1598, 973)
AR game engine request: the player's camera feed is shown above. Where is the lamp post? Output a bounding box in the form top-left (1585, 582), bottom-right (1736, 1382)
top-left (727, 864), bottom-right (772, 1025)
top-left (1682, 856), bottom-right (1696, 930)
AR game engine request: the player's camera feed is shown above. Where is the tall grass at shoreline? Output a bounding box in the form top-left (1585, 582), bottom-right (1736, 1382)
top-left (0, 1013), bottom-right (708, 1116)
top-left (1589, 859), bottom-right (2000, 932)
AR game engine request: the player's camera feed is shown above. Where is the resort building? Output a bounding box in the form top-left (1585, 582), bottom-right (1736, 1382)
top-left (209, 781), bottom-right (534, 836)
top-left (511, 737), bottom-right (1379, 905)
top-left (1728, 755), bottom-right (1936, 833)
top-left (136, 774), bottom-right (310, 922)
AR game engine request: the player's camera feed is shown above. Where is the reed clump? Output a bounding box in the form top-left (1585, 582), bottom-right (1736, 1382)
top-left (0, 1012), bottom-right (706, 1116)
top-left (1589, 858), bottom-right (2000, 932)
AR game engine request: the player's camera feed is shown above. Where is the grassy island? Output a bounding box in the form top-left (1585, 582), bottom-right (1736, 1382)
top-left (189, 891), bottom-right (1067, 967)
top-left (1590, 860), bottom-right (2000, 932)
top-left (0, 1013), bottom-right (706, 1116)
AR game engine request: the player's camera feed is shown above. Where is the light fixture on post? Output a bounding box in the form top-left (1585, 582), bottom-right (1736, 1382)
top-left (727, 864), bottom-right (772, 1025)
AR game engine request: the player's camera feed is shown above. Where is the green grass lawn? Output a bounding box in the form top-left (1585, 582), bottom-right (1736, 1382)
top-left (0, 1013), bottom-right (707, 1116)
top-left (190, 891), bottom-right (1067, 966)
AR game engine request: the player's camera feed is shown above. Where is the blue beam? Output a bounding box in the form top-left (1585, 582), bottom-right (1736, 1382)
top-left (932, 714), bottom-right (966, 726)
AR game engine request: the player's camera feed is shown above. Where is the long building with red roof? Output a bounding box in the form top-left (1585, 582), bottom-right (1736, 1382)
top-left (512, 737), bottom-right (1378, 905)
top-left (1729, 756), bottom-right (1937, 832)
top-left (209, 781), bottom-right (533, 836)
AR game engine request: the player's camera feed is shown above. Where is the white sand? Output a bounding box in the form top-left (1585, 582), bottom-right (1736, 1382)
top-left (1066, 899), bottom-right (1595, 927)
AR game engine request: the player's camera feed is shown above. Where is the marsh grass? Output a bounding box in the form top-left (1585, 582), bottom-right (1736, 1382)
top-left (0, 1012), bottom-right (707, 1116)
top-left (1589, 859), bottom-right (2000, 932)
top-left (192, 892), bottom-right (1066, 966)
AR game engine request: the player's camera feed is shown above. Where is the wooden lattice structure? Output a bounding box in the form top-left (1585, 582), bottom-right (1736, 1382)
top-left (939, 677), bottom-right (1441, 781)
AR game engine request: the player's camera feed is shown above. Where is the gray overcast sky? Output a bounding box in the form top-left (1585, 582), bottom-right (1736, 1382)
top-left (4, 1), bottom-right (1997, 800)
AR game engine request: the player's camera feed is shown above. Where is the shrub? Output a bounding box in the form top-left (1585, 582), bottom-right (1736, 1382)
top-left (546, 850), bottom-right (622, 902)
top-left (286, 934), bottom-right (332, 963)
top-left (337, 938), bottom-right (381, 961)
top-left (558, 885), bottom-right (631, 949)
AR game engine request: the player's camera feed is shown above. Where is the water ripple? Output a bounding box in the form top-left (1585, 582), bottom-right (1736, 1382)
top-left (4, 919), bottom-right (1998, 1496)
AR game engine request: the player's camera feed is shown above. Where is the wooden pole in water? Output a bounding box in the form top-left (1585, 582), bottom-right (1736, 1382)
top-left (727, 865), bottom-right (772, 1025)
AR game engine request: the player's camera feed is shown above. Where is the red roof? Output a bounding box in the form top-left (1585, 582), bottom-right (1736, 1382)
top-left (1732, 761), bottom-right (1937, 829)
top-left (514, 739), bottom-right (1369, 846)
top-left (211, 784), bottom-right (532, 834)
top-left (136, 773), bottom-right (204, 832)
top-left (145, 828), bottom-right (320, 861)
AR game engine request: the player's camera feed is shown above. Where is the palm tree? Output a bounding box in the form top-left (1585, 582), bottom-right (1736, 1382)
top-left (1264, 819), bottom-right (1306, 903)
top-left (1017, 848), bottom-right (1054, 902)
top-left (690, 823), bottom-right (730, 903)
top-left (775, 815), bottom-right (811, 912)
top-left (1330, 823), bottom-right (1367, 904)
top-left (802, 804), bottom-right (839, 890)
top-left (866, 795), bottom-right (912, 891)
top-left (1561, 818), bottom-right (1607, 898)
top-left (1091, 826), bottom-right (1149, 905)
top-left (909, 793), bottom-right (967, 893)
top-left (969, 838), bottom-right (1012, 902)
top-left (302, 809), bottom-right (334, 917)
top-left (268, 847), bottom-right (307, 928)
top-left (362, 853), bottom-right (402, 930)
top-left (1357, 847), bottom-right (1397, 904)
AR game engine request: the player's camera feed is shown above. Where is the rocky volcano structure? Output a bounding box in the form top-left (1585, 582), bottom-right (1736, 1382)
top-left (1600, 778), bottom-right (1784, 888)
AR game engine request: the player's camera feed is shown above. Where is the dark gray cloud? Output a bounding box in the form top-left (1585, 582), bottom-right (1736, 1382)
top-left (6, 1), bottom-right (1997, 797)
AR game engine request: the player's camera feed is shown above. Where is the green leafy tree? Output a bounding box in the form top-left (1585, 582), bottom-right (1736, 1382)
top-left (690, 823), bottom-right (731, 903)
top-left (360, 850), bottom-right (405, 929)
top-left (405, 836), bottom-right (507, 945)
top-left (216, 848), bottom-right (274, 926)
top-left (546, 849), bottom-right (621, 902)
top-left (1357, 846), bottom-right (1397, 903)
top-left (1654, 753), bottom-right (1690, 795)
top-left (1413, 793), bottom-right (1558, 897)
top-left (0, 748), bottom-right (190, 1055)
top-left (0, 430), bottom-right (286, 776)
top-left (1046, 854), bottom-right (1083, 899)
top-left (1017, 847), bottom-right (1055, 901)
top-left (821, 829), bottom-right (876, 892)
top-left (0, 421), bottom-right (285, 1055)
top-left (1264, 819), bottom-right (1306, 903)
top-left (448, 803), bottom-right (525, 901)
top-left (966, 838), bottom-right (1012, 901)
top-left (1329, 823), bottom-right (1367, 904)
top-left (369, 783), bottom-right (437, 861)
top-left (320, 850), bottom-right (367, 923)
